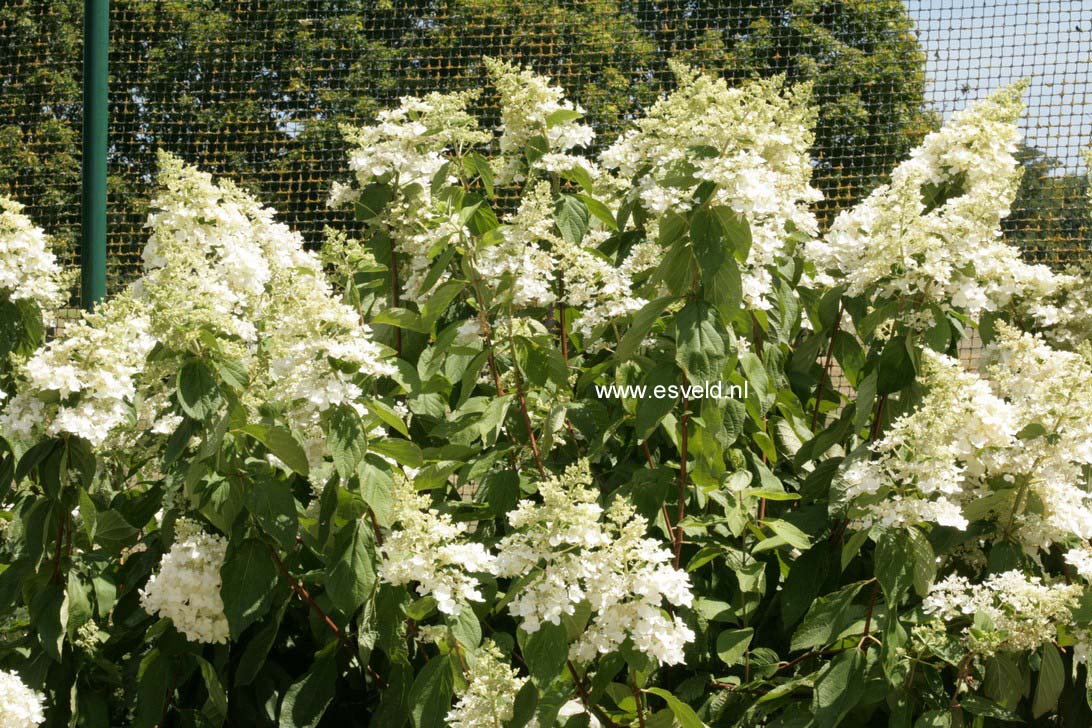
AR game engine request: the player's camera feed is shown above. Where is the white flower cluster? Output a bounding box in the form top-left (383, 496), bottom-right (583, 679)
top-left (139, 520), bottom-right (230, 644)
top-left (843, 350), bottom-right (1017, 531)
top-left (483, 57), bottom-right (597, 185)
top-left (0, 295), bottom-right (155, 446)
top-left (493, 461), bottom-right (694, 665)
top-left (846, 323), bottom-right (1092, 554)
top-left (1025, 148), bottom-right (1092, 347)
top-left (333, 62), bottom-right (654, 350)
top-left (805, 83), bottom-right (1060, 327)
top-left (921, 570), bottom-right (1079, 656)
top-left (378, 473), bottom-right (495, 615)
top-left (446, 641), bottom-right (537, 728)
top-left (0, 196), bottom-right (67, 320)
top-left (602, 62), bottom-right (822, 309)
top-left (474, 181), bottom-right (645, 342)
top-left (2, 154), bottom-right (393, 464)
top-left (333, 91), bottom-right (490, 303)
top-left (0, 670), bottom-right (45, 728)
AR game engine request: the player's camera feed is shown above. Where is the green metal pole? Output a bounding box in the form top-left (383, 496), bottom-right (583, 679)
top-left (81, 0), bottom-right (108, 310)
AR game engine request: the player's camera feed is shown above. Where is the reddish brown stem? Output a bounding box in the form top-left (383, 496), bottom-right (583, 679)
top-left (558, 277), bottom-right (570, 366)
top-left (567, 661), bottom-right (619, 728)
top-left (674, 390), bottom-right (690, 569)
top-left (389, 248), bottom-right (402, 358)
top-left (811, 304), bottom-right (843, 431)
top-left (869, 393), bottom-right (889, 442)
top-left (512, 358), bottom-right (547, 478)
top-left (268, 546), bottom-right (388, 689)
top-left (949, 654), bottom-right (974, 709)
top-left (632, 681), bottom-right (647, 728)
top-left (466, 267), bottom-right (505, 396)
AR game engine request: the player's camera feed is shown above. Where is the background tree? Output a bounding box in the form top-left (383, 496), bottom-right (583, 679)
top-left (3, 0), bottom-right (1083, 296)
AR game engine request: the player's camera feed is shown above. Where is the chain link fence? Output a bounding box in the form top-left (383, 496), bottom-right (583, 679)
top-left (1, 0), bottom-right (1089, 305)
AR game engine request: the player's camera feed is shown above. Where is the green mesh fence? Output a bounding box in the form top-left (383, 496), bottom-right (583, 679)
top-left (0, 0), bottom-right (1089, 303)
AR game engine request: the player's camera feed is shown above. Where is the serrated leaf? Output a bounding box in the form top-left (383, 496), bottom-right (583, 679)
top-left (577, 194), bottom-right (618, 230)
top-left (221, 539), bottom-right (279, 638)
top-left (245, 477), bottom-right (298, 550)
top-left (279, 643), bottom-right (338, 728)
top-left (239, 424), bottom-right (310, 477)
top-left (523, 621), bottom-right (569, 686)
top-left (325, 520), bottom-right (377, 615)
top-left (618, 296), bottom-right (675, 361)
top-left (554, 194), bottom-right (589, 245)
top-left (715, 628), bottom-right (753, 667)
top-left (409, 653), bottom-right (455, 728)
top-left (643, 688), bottom-right (704, 728)
top-left (177, 360), bottom-right (221, 421)
top-left (1032, 642), bottom-right (1064, 718)
top-left (328, 406), bottom-right (367, 479)
top-left (791, 581), bottom-right (866, 651)
top-left (675, 300), bottom-right (727, 383)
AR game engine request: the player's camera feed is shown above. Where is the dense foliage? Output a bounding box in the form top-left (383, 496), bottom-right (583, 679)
top-left (3, 58), bottom-right (1092, 728)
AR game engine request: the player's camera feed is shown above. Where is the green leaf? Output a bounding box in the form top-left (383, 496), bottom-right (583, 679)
top-left (195, 655), bottom-right (228, 725)
top-left (554, 194), bottom-right (589, 245)
top-left (907, 527), bottom-right (936, 596)
top-left (643, 688), bottom-right (704, 728)
top-left (325, 520), bottom-right (377, 615)
top-left (713, 206), bottom-right (752, 259)
top-left (221, 539), bottom-right (279, 638)
top-left (245, 476), bottom-right (298, 550)
top-left (811, 649), bottom-right (865, 728)
top-left (675, 300), bottom-right (727, 383)
top-left (328, 406), bottom-right (367, 479)
top-left (690, 207), bottom-right (725, 276)
top-left (31, 581), bottom-right (67, 661)
top-left (66, 571), bottom-right (93, 637)
top-left (448, 605), bottom-right (481, 648)
top-left (133, 650), bottom-right (171, 728)
top-left (409, 653), bottom-right (456, 728)
top-left (761, 519), bottom-right (812, 550)
top-left (715, 628), bottom-right (753, 667)
top-left (465, 152), bottom-right (494, 198)
top-left (177, 360), bottom-right (222, 421)
top-left (235, 602), bottom-right (287, 686)
top-left (93, 509), bottom-right (138, 547)
top-left (372, 307), bottom-right (428, 332)
top-left (577, 194), bottom-right (618, 230)
top-left (279, 643), bottom-right (338, 728)
top-left (702, 257), bottom-right (742, 321)
top-left (960, 694), bottom-right (1022, 722)
top-left (874, 529), bottom-right (914, 607)
top-left (365, 400), bottom-right (410, 438)
top-left (985, 653), bottom-right (1024, 710)
top-left (1032, 642), bottom-right (1065, 718)
top-left (618, 296), bottom-right (675, 361)
top-left (369, 438), bottom-right (423, 469)
top-left (635, 365), bottom-right (678, 441)
top-left (239, 425), bottom-right (310, 477)
top-left (420, 280), bottom-right (466, 330)
top-left (545, 108), bottom-right (583, 127)
top-left (198, 477), bottom-right (244, 534)
top-left (523, 621), bottom-right (569, 686)
top-left (355, 182), bottom-right (394, 220)
top-left (509, 681), bottom-right (539, 728)
top-left (876, 337), bottom-right (916, 395)
top-left (791, 581), bottom-right (867, 651)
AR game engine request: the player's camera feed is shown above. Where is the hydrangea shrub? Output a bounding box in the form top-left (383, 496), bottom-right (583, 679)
top-left (1, 59), bottom-right (1092, 727)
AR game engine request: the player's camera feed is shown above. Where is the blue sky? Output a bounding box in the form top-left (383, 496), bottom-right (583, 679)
top-left (907, 0), bottom-right (1092, 172)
